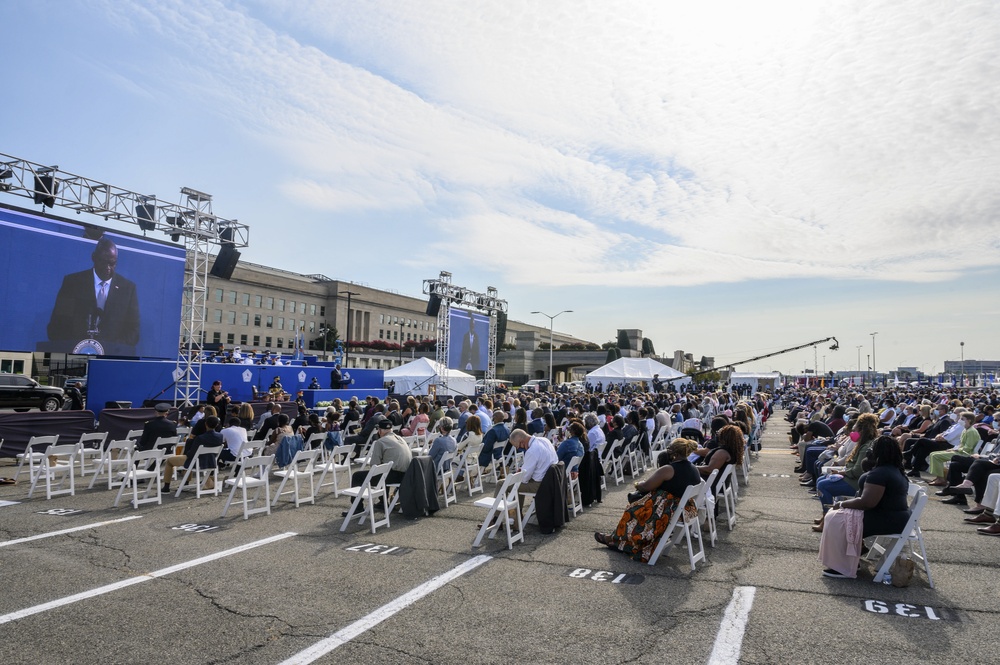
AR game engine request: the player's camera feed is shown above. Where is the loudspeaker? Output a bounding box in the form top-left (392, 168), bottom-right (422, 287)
top-left (210, 245), bottom-right (241, 280)
top-left (136, 203), bottom-right (156, 231)
top-left (425, 294), bottom-right (441, 317)
top-left (496, 310), bottom-right (507, 345)
top-left (33, 175), bottom-right (57, 207)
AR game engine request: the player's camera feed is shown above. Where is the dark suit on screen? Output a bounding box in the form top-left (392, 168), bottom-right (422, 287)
top-left (459, 330), bottom-right (482, 371)
top-left (47, 269), bottom-right (140, 355)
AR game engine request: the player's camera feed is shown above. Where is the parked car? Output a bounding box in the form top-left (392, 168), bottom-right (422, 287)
top-left (520, 379), bottom-right (550, 393)
top-left (0, 374), bottom-right (65, 412)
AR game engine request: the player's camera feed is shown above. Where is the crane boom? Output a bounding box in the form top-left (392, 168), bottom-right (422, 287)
top-left (664, 336), bottom-right (839, 383)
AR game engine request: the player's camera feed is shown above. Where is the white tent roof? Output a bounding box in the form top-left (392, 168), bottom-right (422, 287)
top-left (383, 357), bottom-right (476, 396)
top-left (585, 357), bottom-right (687, 384)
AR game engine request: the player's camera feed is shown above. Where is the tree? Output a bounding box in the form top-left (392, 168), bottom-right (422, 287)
top-left (641, 338), bottom-right (655, 355)
top-left (601, 341), bottom-right (618, 350)
top-left (617, 329), bottom-right (630, 350)
top-left (313, 325), bottom-right (339, 351)
top-left (605, 347), bottom-right (621, 363)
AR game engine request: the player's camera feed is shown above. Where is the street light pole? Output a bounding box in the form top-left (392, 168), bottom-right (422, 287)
top-left (320, 322), bottom-right (329, 361)
top-left (870, 331), bottom-right (879, 387)
top-left (530, 309), bottom-right (572, 385)
top-left (398, 321), bottom-right (405, 364)
top-left (342, 290), bottom-right (360, 369)
top-left (856, 345), bottom-right (862, 386)
top-left (960, 341), bottom-right (965, 387)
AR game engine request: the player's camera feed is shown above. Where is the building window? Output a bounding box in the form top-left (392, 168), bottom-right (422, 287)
top-left (265, 336), bottom-right (272, 348)
top-left (288, 301), bottom-right (296, 314)
top-left (320, 306), bottom-right (326, 317)
top-left (299, 320), bottom-right (306, 330)
top-left (253, 335), bottom-right (260, 347)
top-left (276, 317), bottom-right (283, 330)
top-left (226, 333), bottom-right (235, 345)
top-left (266, 316), bottom-right (273, 328)
top-left (308, 321), bottom-right (315, 333)
top-left (241, 293), bottom-right (250, 306)
top-left (240, 334), bottom-right (247, 345)
top-left (277, 299), bottom-right (285, 312)
top-left (379, 330), bottom-right (384, 339)
top-left (379, 314), bottom-right (385, 324)
top-left (277, 338), bottom-right (284, 348)
top-left (214, 288), bottom-right (223, 302)
top-left (227, 311), bottom-right (236, 325)
top-left (266, 297), bottom-right (274, 310)
top-left (212, 332), bottom-right (221, 343)
top-left (254, 295), bottom-right (262, 308)
top-left (226, 290), bottom-right (237, 304)
top-left (393, 331), bottom-right (398, 340)
top-left (213, 309), bottom-right (222, 323)
top-left (254, 314), bottom-right (261, 327)
top-left (241, 313), bottom-right (249, 326)
top-left (310, 304), bottom-right (317, 315)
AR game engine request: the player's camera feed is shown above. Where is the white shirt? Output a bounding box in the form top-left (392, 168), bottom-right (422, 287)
top-left (588, 425), bottom-right (606, 452)
top-left (519, 436), bottom-right (558, 483)
top-left (221, 426), bottom-right (249, 457)
top-left (941, 422), bottom-right (963, 447)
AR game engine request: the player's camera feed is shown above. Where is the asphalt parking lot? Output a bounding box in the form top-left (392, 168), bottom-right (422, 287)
top-left (1, 412), bottom-right (996, 664)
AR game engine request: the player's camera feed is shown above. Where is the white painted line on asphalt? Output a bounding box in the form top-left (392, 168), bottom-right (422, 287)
top-left (707, 585), bottom-right (756, 665)
top-left (0, 515), bottom-right (143, 548)
top-left (278, 554), bottom-right (493, 665)
top-left (0, 531), bottom-right (296, 625)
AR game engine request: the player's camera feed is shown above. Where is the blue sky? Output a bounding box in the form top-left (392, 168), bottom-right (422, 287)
top-left (2, 1), bottom-right (998, 375)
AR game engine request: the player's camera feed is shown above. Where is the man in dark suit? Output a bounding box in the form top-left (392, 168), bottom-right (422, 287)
top-left (137, 403), bottom-right (178, 452)
top-left (458, 316), bottom-right (481, 371)
top-left (46, 235), bottom-right (140, 355)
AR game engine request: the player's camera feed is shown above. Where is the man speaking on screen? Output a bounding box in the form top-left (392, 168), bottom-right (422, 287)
top-left (46, 235), bottom-right (140, 355)
top-left (459, 315), bottom-right (481, 371)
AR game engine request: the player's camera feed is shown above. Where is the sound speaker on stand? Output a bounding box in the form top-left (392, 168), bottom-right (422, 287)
top-left (210, 245), bottom-right (241, 280)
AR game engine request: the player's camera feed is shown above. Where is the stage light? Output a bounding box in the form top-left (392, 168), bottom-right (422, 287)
top-left (167, 215), bottom-right (184, 242)
top-left (0, 168), bottom-right (12, 192)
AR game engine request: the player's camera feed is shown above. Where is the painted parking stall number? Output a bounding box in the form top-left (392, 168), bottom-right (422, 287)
top-left (862, 600), bottom-right (959, 621)
top-left (38, 508), bottom-right (83, 516)
top-left (171, 523), bottom-right (222, 534)
top-left (566, 568), bottom-right (644, 585)
top-left (344, 543), bottom-right (410, 555)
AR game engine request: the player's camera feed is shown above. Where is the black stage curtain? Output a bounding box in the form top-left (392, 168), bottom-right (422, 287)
top-left (0, 411), bottom-right (97, 458)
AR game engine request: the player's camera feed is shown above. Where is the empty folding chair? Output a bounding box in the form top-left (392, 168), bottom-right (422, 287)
top-left (221, 455), bottom-right (276, 519)
top-left (436, 451), bottom-right (457, 508)
top-left (565, 455), bottom-right (584, 518)
top-left (271, 448), bottom-right (320, 507)
top-left (315, 443), bottom-right (355, 497)
top-left (340, 462), bottom-right (394, 534)
top-left (472, 471), bottom-right (525, 550)
top-left (88, 439), bottom-right (135, 490)
top-left (13, 435), bottom-right (58, 483)
top-left (605, 441), bottom-right (625, 486)
top-left (173, 445), bottom-right (224, 498)
top-left (455, 442), bottom-right (484, 496)
top-left (697, 469), bottom-right (719, 548)
top-left (114, 449), bottom-right (165, 509)
top-left (864, 485), bottom-right (933, 588)
top-left (76, 432), bottom-right (109, 477)
top-left (28, 443), bottom-right (79, 500)
top-left (715, 465), bottom-right (738, 530)
top-left (647, 482), bottom-right (706, 569)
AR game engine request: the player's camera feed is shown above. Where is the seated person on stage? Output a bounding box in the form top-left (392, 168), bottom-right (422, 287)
top-left (163, 416), bottom-right (223, 492)
top-left (594, 439), bottom-right (701, 563)
top-left (205, 380), bottom-right (231, 414)
top-left (819, 435), bottom-right (911, 578)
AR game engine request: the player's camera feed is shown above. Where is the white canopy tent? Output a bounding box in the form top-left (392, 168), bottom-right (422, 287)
top-left (727, 371), bottom-right (782, 393)
top-left (383, 357), bottom-right (477, 396)
top-left (585, 358), bottom-right (690, 390)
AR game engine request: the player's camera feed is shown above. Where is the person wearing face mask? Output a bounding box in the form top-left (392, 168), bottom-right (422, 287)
top-left (900, 404), bottom-right (954, 459)
top-left (925, 412), bottom-right (980, 487)
top-left (903, 407), bottom-right (966, 478)
top-left (813, 413), bottom-right (879, 532)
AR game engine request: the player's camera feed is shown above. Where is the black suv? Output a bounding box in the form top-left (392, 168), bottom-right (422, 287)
top-left (0, 374), bottom-right (65, 412)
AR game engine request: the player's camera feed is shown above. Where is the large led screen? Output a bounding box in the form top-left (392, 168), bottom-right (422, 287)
top-left (448, 308), bottom-right (490, 372)
top-left (0, 204), bottom-right (185, 358)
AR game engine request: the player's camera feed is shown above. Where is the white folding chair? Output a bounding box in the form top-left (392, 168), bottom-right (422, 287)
top-left (473, 471), bottom-right (525, 550)
top-left (315, 443), bottom-right (355, 497)
top-left (605, 441), bottom-right (625, 486)
top-left (624, 436), bottom-right (642, 479)
top-left (737, 438), bottom-right (751, 487)
top-left (13, 435), bottom-right (58, 483)
top-left (221, 455), bottom-right (275, 519)
top-left (454, 442), bottom-right (484, 496)
top-left (565, 455), bottom-right (583, 518)
top-left (154, 435), bottom-right (182, 456)
top-left (28, 443), bottom-right (79, 500)
top-left (114, 449), bottom-right (165, 509)
top-left (436, 451), bottom-right (457, 508)
top-left (697, 469), bottom-right (719, 548)
top-left (76, 432), bottom-right (109, 477)
top-left (715, 465), bottom-right (737, 530)
top-left (340, 462), bottom-right (393, 533)
top-left (125, 429), bottom-right (144, 442)
top-left (648, 482), bottom-right (706, 569)
top-left (88, 439), bottom-right (135, 490)
top-left (864, 485), bottom-right (933, 588)
top-left (173, 445), bottom-right (224, 498)
top-left (354, 429), bottom-right (380, 468)
top-left (306, 432), bottom-right (326, 454)
top-left (271, 448), bottom-right (320, 507)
